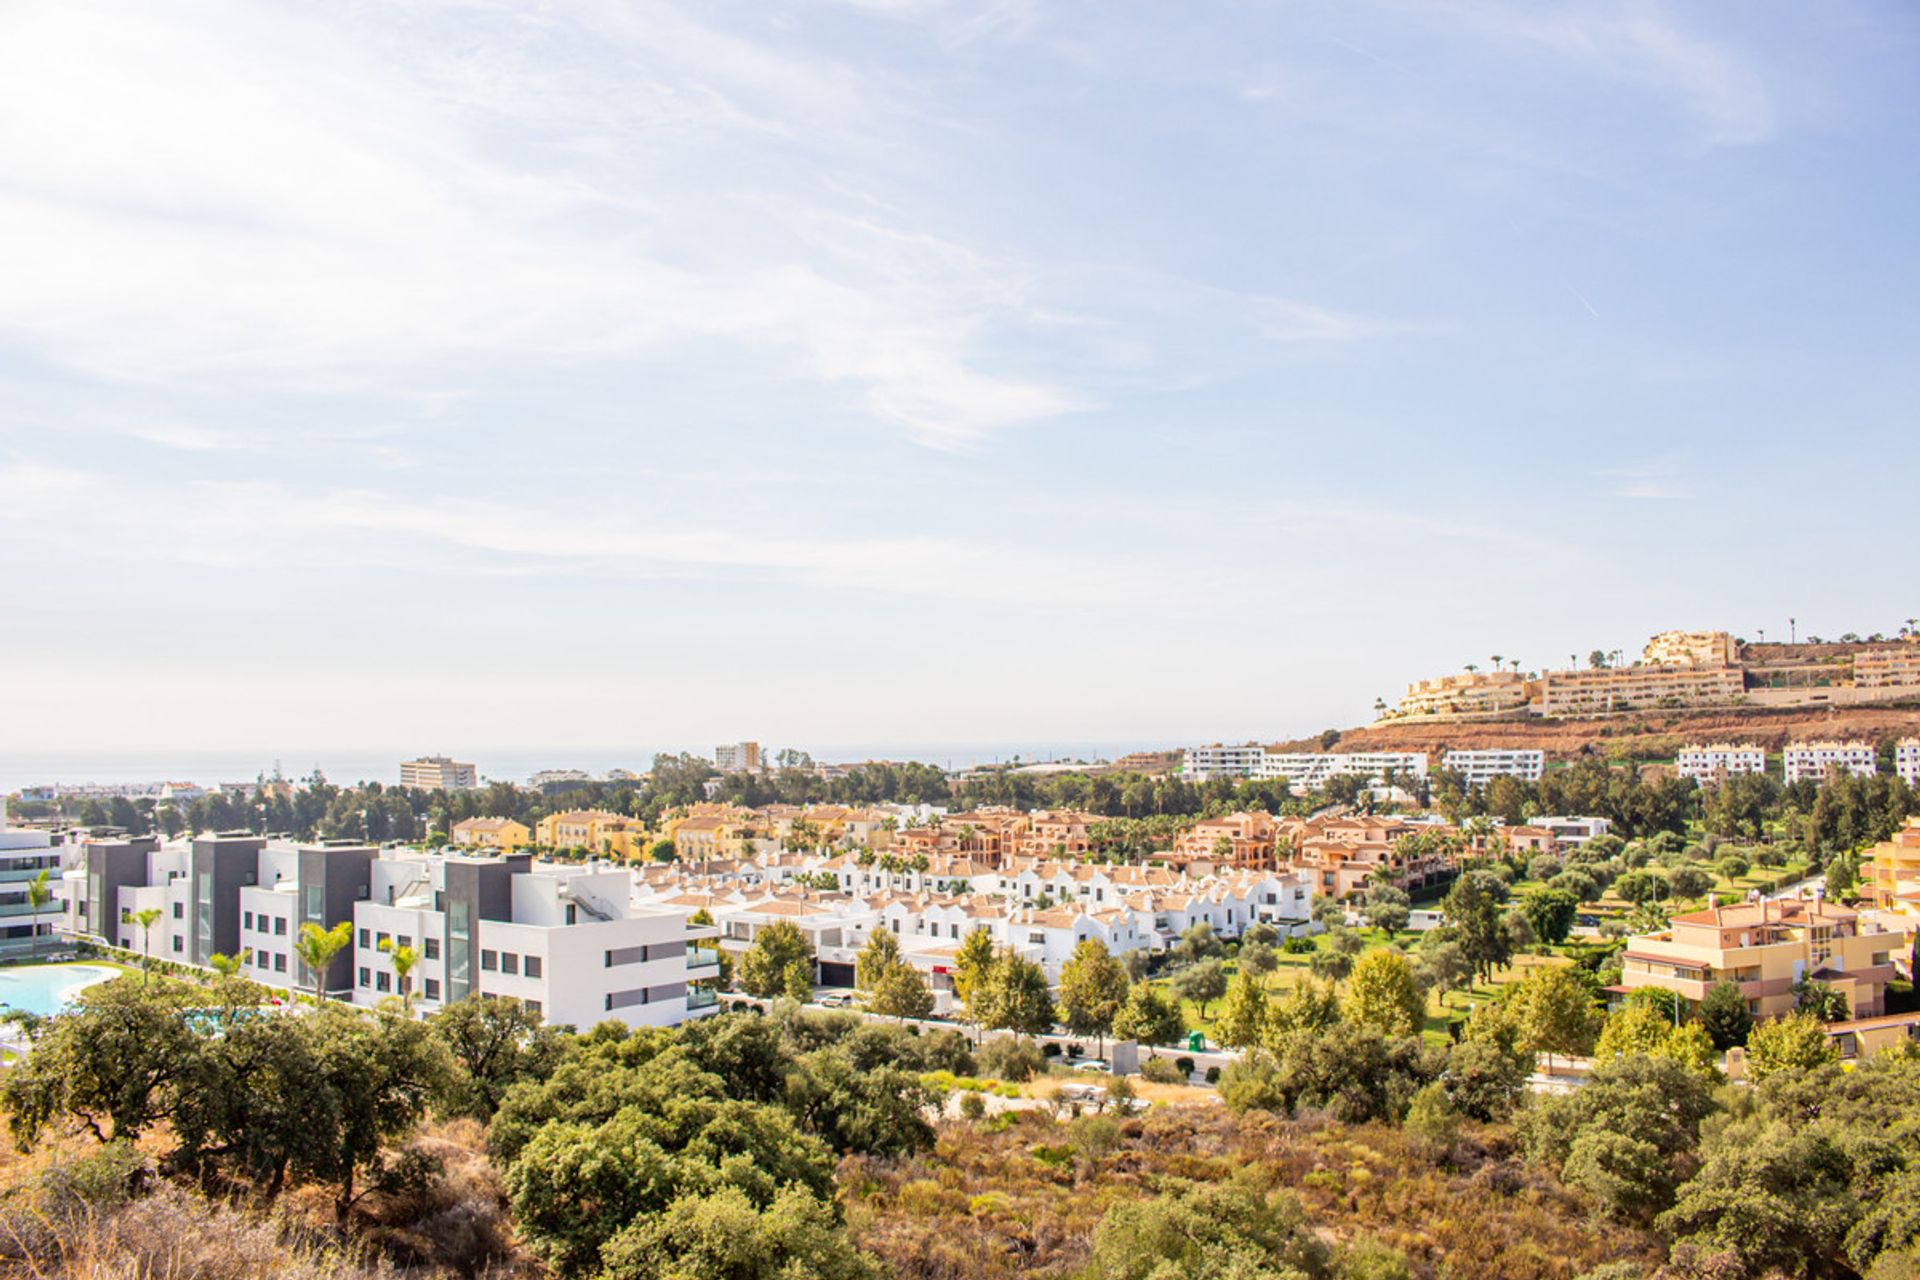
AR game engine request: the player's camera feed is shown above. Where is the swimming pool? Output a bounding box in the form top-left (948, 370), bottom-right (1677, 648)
top-left (0, 964), bottom-right (120, 1018)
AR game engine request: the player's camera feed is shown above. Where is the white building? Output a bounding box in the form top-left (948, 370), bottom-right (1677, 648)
top-left (400, 756), bottom-right (477, 791)
top-left (1783, 741), bottom-right (1879, 786)
top-left (715, 742), bottom-right (762, 773)
top-left (1527, 816), bottom-right (1613, 847)
top-left (0, 811), bottom-right (72, 955)
top-left (1257, 751), bottom-right (1429, 791)
top-left (351, 852), bottom-right (719, 1028)
top-left (529, 769), bottom-right (593, 788)
top-left (1675, 743), bottom-right (1769, 783)
top-left (1182, 744), bottom-right (1269, 782)
top-left (1896, 738), bottom-right (1919, 789)
top-left (1441, 748), bottom-right (1545, 786)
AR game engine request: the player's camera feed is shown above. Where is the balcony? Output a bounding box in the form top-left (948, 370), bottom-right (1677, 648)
top-left (686, 986), bottom-right (719, 1010)
top-left (686, 948), bottom-right (720, 971)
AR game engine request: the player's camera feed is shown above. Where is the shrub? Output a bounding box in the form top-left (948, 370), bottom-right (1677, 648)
top-left (1041, 1042), bottom-right (1062, 1058)
top-left (1140, 1056), bottom-right (1186, 1085)
top-left (977, 1037), bottom-right (1047, 1081)
top-left (1175, 1056), bottom-right (1196, 1076)
top-left (958, 1092), bottom-right (987, 1121)
top-left (1204, 1066), bottom-right (1221, 1085)
top-left (1281, 937), bottom-right (1316, 954)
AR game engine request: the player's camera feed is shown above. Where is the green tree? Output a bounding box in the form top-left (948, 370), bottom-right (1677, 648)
top-left (1795, 979), bottom-right (1852, 1023)
top-left (1364, 885), bottom-right (1411, 936)
top-left (123, 907), bottom-right (163, 984)
top-left (1264, 979), bottom-right (1340, 1045)
top-left (1213, 970), bottom-right (1271, 1051)
top-left (292, 920), bottom-right (353, 1004)
top-left (431, 994), bottom-right (570, 1120)
top-left (1697, 980), bottom-right (1753, 1050)
top-left (1444, 872), bottom-right (1513, 984)
top-left (0, 978), bottom-right (199, 1146)
top-left (737, 921), bottom-right (815, 999)
top-left (1085, 1180), bottom-right (1329, 1280)
top-left (1511, 966), bottom-right (1600, 1073)
top-left (1112, 983), bottom-right (1184, 1051)
top-left (597, 1186), bottom-right (880, 1280)
top-left (25, 869), bottom-right (51, 961)
top-left (951, 928), bottom-right (998, 1040)
top-left (853, 928), bottom-right (902, 992)
top-left (979, 950), bottom-right (1054, 1036)
top-left (1403, 1080), bottom-right (1459, 1156)
top-left (1746, 1011), bottom-right (1840, 1084)
top-left (378, 938), bottom-right (420, 1014)
top-left (1658, 1119), bottom-right (1854, 1277)
top-left (1173, 958), bottom-right (1228, 1018)
top-left (1176, 921), bottom-right (1226, 964)
top-left (1342, 950), bottom-right (1426, 1038)
top-left (1056, 939), bottom-right (1130, 1055)
top-left (865, 962), bottom-right (934, 1021)
top-left (1519, 887), bottom-right (1578, 946)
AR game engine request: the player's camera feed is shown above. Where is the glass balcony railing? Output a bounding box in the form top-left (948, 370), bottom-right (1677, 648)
top-left (686, 949), bottom-right (720, 969)
top-left (686, 987), bottom-right (719, 1009)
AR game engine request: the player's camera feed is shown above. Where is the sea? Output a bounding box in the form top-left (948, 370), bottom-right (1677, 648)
top-left (0, 741), bottom-right (1162, 795)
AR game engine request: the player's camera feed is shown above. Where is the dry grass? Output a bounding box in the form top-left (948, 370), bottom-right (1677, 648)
top-left (845, 1104), bottom-right (1662, 1280)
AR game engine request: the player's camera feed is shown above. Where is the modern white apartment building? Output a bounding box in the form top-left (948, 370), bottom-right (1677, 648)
top-left (1258, 751), bottom-right (1429, 790)
top-left (350, 851), bottom-right (720, 1028)
top-left (715, 741), bottom-right (762, 773)
top-left (1897, 739), bottom-right (1920, 788)
top-left (1783, 740), bottom-right (1879, 786)
top-left (1440, 748), bottom-right (1545, 786)
top-left (1674, 743), bottom-right (1769, 783)
top-left (399, 756), bottom-right (478, 791)
top-left (1182, 743), bottom-right (1269, 782)
top-left (1186, 746), bottom-right (1430, 790)
top-left (529, 769), bottom-right (593, 788)
top-left (0, 811), bottom-right (67, 956)
top-left (1527, 816), bottom-right (1613, 846)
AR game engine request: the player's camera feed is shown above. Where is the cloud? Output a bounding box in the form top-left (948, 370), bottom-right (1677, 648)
top-left (1432, 2), bottom-right (1773, 145)
top-left (0, 0), bottom-right (1078, 447)
top-left (1599, 457), bottom-right (1688, 500)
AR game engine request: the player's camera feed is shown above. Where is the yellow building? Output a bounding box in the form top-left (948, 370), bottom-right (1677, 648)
top-left (1539, 663), bottom-right (1745, 716)
top-left (450, 817), bottom-right (531, 852)
top-left (1642, 629), bottom-right (1738, 668)
top-left (1620, 898), bottom-right (1899, 1021)
top-left (1856, 645), bottom-right (1920, 689)
top-left (1394, 669), bottom-right (1532, 718)
top-left (1864, 818), bottom-right (1920, 935)
top-left (536, 809), bottom-right (650, 860)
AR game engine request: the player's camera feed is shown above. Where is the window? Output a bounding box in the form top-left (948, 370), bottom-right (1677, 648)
top-left (376, 932), bottom-right (390, 949)
top-left (424, 978), bottom-right (441, 1001)
top-left (397, 935), bottom-right (411, 950)
top-left (502, 953), bottom-right (519, 976)
top-left (275, 916), bottom-right (287, 936)
top-left (172, 936), bottom-right (183, 952)
top-left (481, 949), bottom-right (498, 972)
top-left (244, 911), bottom-right (254, 930)
top-left (376, 971), bottom-right (391, 993)
top-left (424, 937), bottom-right (440, 960)
top-left (359, 967), bottom-right (371, 987)
top-left (359, 928), bottom-right (370, 948)
top-left (525, 999), bottom-right (541, 1016)
top-left (173, 902), bottom-right (183, 919)
top-left (274, 953), bottom-right (287, 973)
top-left (605, 945), bottom-right (651, 967)
top-left (524, 956), bottom-right (542, 978)
top-left (605, 988), bottom-right (650, 1010)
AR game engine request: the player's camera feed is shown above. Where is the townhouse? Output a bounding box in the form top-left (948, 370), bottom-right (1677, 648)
top-left (451, 817), bottom-right (531, 853)
top-left (1783, 740), bottom-right (1879, 786)
top-left (1675, 743), bottom-right (1769, 783)
top-left (536, 809), bottom-right (649, 859)
top-left (1619, 897), bottom-right (1899, 1021)
top-left (1168, 811), bottom-right (1280, 870)
top-left (1441, 748), bottom-right (1546, 786)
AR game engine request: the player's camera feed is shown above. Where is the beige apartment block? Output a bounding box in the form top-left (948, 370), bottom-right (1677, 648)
top-left (1642, 629), bottom-right (1738, 668)
top-left (1619, 898), bottom-right (1899, 1020)
top-left (1394, 669), bottom-right (1532, 718)
top-left (450, 817), bottom-right (531, 852)
top-left (1856, 645), bottom-right (1920, 689)
top-left (1539, 664), bottom-right (1745, 716)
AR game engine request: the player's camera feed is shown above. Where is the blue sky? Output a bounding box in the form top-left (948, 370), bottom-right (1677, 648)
top-left (2, 1), bottom-right (1916, 761)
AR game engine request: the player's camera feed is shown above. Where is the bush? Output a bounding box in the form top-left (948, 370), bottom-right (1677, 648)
top-left (1041, 1041), bottom-right (1062, 1058)
top-left (1282, 937), bottom-right (1317, 954)
top-left (1204, 1066), bottom-right (1221, 1085)
top-left (1140, 1056), bottom-right (1186, 1085)
top-left (976, 1037), bottom-right (1047, 1081)
top-left (1339, 1234), bottom-right (1415, 1280)
top-left (1175, 1056), bottom-right (1196, 1076)
top-left (958, 1092), bottom-right (987, 1121)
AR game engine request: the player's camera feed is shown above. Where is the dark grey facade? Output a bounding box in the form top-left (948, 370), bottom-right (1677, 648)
top-left (82, 837), bottom-right (161, 942)
top-left (188, 834), bottom-right (265, 966)
top-left (295, 842), bottom-right (376, 995)
top-left (439, 854), bottom-right (529, 1004)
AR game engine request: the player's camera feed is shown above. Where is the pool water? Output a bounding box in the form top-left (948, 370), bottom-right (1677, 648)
top-left (0, 965), bottom-right (120, 1017)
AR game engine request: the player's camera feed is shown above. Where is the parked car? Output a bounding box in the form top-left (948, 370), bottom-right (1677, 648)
top-left (818, 992), bottom-right (854, 1008)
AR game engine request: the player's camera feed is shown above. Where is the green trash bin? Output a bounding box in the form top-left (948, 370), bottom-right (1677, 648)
top-left (1187, 1030), bottom-right (1205, 1053)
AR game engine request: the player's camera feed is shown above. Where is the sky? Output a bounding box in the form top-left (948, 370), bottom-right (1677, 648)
top-left (2, 0), bottom-right (1917, 769)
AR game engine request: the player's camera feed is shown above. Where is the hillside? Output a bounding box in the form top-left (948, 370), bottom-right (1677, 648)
top-left (1280, 701), bottom-right (1920, 763)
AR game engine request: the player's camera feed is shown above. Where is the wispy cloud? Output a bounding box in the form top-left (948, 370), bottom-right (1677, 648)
top-left (1599, 456), bottom-right (1688, 500)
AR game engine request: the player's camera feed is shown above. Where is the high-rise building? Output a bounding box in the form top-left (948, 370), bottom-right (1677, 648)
top-left (399, 756), bottom-right (477, 791)
top-left (714, 741), bottom-right (762, 773)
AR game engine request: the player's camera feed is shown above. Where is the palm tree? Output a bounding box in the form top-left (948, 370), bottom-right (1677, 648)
top-left (1464, 663), bottom-right (1479, 675)
top-left (379, 938), bottom-right (420, 1014)
top-left (123, 907), bottom-right (163, 984)
top-left (25, 869), bottom-right (52, 961)
top-left (293, 920), bottom-right (353, 1005)
top-left (1491, 654), bottom-right (1503, 672)
top-left (208, 948), bottom-right (251, 978)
